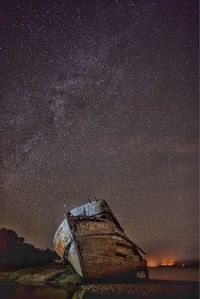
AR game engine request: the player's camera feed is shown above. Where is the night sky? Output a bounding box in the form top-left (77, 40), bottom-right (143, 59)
top-left (1, 0), bottom-right (199, 264)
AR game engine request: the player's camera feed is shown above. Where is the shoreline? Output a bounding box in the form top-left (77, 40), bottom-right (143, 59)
top-left (0, 265), bottom-right (198, 299)
top-left (0, 265), bottom-right (81, 287)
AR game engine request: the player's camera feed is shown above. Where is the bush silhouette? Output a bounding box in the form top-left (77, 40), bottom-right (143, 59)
top-left (0, 228), bottom-right (57, 270)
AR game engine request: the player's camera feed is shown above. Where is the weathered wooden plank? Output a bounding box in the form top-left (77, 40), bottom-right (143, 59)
top-left (53, 199), bottom-right (147, 279)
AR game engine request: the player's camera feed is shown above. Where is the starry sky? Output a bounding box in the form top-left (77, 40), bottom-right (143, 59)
top-left (1, 0), bottom-right (199, 264)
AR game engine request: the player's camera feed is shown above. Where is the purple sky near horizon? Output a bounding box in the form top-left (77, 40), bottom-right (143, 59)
top-left (0, 0), bottom-right (199, 263)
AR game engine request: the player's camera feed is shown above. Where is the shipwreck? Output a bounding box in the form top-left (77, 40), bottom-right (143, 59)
top-left (53, 199), bottom-right (148, 280)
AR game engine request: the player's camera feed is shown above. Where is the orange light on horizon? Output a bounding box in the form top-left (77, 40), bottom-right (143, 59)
top-left (147, 258), bottom-right (158, 267)
top-left (160, 260), bottom-right (175, 266)
top-left (147, 256), bottom-right (176, 267)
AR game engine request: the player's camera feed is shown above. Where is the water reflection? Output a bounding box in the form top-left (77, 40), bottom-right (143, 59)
top-left (0, 283), bottom-right (16, 299)
top-left (72, 288), bottom-right (85, 299)
top-left (148, 266), bottom-right (199, 281)
top-left (0, 284), bottom-right (71, 299)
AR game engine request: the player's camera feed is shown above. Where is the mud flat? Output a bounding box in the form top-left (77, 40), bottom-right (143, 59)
top-left (77, 279), bottom-right (198, 299)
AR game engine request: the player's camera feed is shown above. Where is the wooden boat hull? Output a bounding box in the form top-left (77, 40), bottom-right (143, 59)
top-left (53, 200), bottom-right (148, 280)
top-left (77, 234), bottom-right (146, 279)
top-left (74, 219), bottom-right (146, 279)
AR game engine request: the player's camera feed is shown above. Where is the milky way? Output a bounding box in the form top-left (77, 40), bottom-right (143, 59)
top-left (1, 0), bottom-right (198, 263)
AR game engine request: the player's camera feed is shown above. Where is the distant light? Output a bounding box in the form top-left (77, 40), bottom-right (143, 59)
top-left (147, 259), bottom-right (157, 267)
top-left (160, 260), bottom-right (174, 266)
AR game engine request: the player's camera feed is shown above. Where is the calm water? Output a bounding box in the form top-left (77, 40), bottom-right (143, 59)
top-left (0, 267), bottom-right (198, 299)
top-left (0, 284), bottom-right (70, 299)
top-left (149, 266), bottom-right (199, 282)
